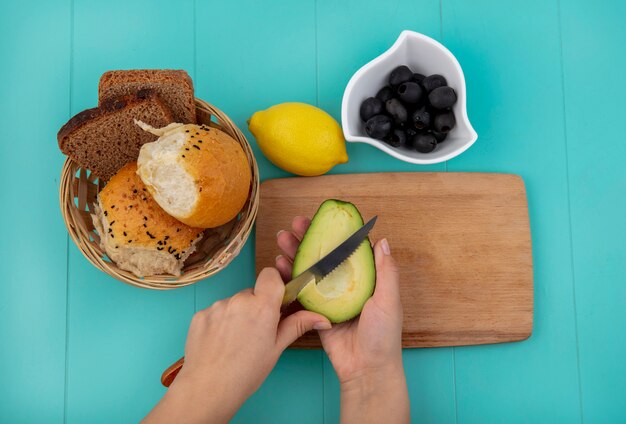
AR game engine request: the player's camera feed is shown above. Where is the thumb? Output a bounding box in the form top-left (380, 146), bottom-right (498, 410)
top-left (275, 310), bottom-right (332, 351)
top-left (373, 238), bottom-right (402, 309)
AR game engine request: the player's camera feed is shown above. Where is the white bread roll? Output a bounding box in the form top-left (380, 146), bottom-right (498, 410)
top-left (136, 121), bottom-right (251, 228)
top-left (91, 162), bottom-right (203, 277)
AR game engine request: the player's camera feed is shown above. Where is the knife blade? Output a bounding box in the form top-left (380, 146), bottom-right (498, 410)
top-left (281, 216), bottom-right (377, 311)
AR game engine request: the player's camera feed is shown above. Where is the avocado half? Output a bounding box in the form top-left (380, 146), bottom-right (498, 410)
top-left (292, 199), bottom-right (375, 323)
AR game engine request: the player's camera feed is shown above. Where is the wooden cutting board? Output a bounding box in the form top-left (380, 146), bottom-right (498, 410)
top-left (255, 173), bottom-right (533, 348)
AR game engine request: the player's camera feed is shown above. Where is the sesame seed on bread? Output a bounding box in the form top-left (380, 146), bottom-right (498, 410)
top-left (91, 162), bottom-right (203, 277)
top-left (58, 90), bottom-right (174, 181)
top-left (99, 70), bottom-right (196, 124)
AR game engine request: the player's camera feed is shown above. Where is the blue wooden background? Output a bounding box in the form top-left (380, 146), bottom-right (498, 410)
top-left (1, 0), bottom-right (624, 422)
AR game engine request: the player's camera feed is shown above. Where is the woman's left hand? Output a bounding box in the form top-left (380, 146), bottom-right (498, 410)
top-left (142, 268), bottom-right (331, 424)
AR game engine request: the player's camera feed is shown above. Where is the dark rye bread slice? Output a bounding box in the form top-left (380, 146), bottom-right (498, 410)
top-left (98, 70), bottom-right (196, 124)
top-left (58, 90), bottom-right (174, 181)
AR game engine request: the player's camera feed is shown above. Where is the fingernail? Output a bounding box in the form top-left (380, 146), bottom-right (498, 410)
top-left (276, 254), bottom-right (283, 262)
top-left (381, 238), bottom-right (391, 255)
top-left (313, 322), bottom-right (332, 331)
top-left (276, 230), bottom-right (285, 238)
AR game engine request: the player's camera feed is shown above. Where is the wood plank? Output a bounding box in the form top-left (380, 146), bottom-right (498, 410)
top-left (194, 0), bottom-right (319, 183)
top-left (0, 1), bottom-right (71, 422)
top-left (256, 173), bottom-right (533, 349)
top-left (322, 349), bottom-right (457, 424)
top-left (314, 1), bottom-right (455, 422)
top-left (194, 1), bottom-right (325, 423)
top-left (560, 0), bottom-right (626, 421)
top-left (443, 0), bottom-right (583, 421)
top-left (317, 0), bottom-right (445, 175)
top-left (65, 0), bottom-right (196, 422)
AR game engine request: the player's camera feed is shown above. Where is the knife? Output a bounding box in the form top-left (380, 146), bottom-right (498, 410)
top-left (280, 215), bottom-right (377, 311)
top-left (160, 216), bottom-right (377, 387)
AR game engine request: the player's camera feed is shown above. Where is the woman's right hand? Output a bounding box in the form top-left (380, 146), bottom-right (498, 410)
top-left (276, 217), bottom-right (410, 424)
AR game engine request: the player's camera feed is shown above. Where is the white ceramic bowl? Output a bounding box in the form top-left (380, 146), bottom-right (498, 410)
top-left (342, 30), bottom-right (477, 164)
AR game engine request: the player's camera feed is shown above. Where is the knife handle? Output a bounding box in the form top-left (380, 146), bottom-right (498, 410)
top-left (161, 356), bottom-right (185, 387)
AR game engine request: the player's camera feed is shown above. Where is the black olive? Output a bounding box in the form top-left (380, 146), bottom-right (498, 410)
top-left (397, 82), bottom-right (423, 104)
top-left (413, 73), bottom-right (425, 83)
top-left (431, 130), bottom-right (448, 143)
top-left (428, 86), bottom-right (457, 109)
top-left (412, 107), bottom-right (431, 130)
top-left (360, 97), bottom-right (384, 121)
top-left (385, 129), bottom-right (407, 148)
top-left (422, 74), bottom-right (448, 92)
top-left (376, 86), bottom-right (395, 103)
top-left (385, 98), bottom-right (408, 125)
top-left (389, 65), bottom-right (414, 86)
top-left (365, 115), bottom-right (393, 139)
top-left (412, 133), bottom-right (438, 153)
top-left (433, 111), bottom-right (456, 133)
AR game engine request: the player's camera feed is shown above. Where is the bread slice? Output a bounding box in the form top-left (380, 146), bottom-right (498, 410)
top-left (91, 163), bottom-right (204, 277)
top-left (58, 90), bottom-right (174, 181)
top-left (99, 70), bottom-right (196, 124)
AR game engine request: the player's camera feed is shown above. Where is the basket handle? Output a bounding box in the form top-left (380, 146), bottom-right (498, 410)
top-left (161, 357), bottom-right (185, 387)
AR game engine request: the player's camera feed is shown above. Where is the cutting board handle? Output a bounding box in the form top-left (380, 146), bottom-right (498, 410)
top-left (161, 357), bottom-right (184, 387)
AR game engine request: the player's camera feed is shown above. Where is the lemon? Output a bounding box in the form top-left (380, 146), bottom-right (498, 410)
top-left (248, 102), bottom-right (348, 176)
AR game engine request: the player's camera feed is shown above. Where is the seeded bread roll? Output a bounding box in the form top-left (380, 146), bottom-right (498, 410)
top-left (136, 122), bottom-right (251, 228)
top-left (91, 162), bottom-right (203, 277)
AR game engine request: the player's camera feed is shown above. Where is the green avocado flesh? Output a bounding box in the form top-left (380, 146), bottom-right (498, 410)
top-left (292, 199), bottom-right (375, 323)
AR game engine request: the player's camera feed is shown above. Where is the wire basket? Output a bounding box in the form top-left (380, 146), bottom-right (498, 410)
top-left (60, 98), bottom-right (259, 289)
